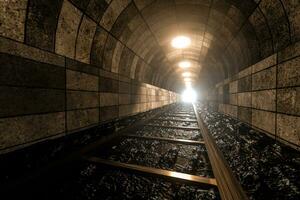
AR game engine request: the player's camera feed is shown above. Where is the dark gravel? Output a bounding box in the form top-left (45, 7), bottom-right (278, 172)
top-left (147, 119), bottom-right (198, 127)
top-left (134, 126), bottom-right (203, 140)
top-left (94, 138), bottom-right (213, 177)
top-left (196, 103), bottom-right (300, 200)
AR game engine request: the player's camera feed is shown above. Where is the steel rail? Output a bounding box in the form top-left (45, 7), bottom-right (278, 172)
top-left (192, 104), bottom-right (248, 200)
top-left (152, 118), bottom-right (197, 123)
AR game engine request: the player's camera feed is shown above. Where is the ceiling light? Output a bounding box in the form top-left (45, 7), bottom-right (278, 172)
top-left (182, 72), bottom-right (192, 77)
top-left (171, 36), bottom-right (191, 49)
top-left (178, 61), bottom-right (191, 68)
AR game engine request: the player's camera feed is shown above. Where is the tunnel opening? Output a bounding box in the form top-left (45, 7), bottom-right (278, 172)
top-left (0, 0), bottom-right (300, 199)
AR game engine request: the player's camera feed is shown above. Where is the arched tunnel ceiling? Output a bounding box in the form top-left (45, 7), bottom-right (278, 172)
top-left (0, 0), bottom-right (299, 91)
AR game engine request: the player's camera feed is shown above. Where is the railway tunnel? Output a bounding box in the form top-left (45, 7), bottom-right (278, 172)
top-left (0, 0), bottom-right (299, 199)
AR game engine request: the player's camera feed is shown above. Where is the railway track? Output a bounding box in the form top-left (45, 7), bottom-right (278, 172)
top-left (4, 103), bottom-right (247, 199)
top-left (80, 103), bottom-right (247, 200)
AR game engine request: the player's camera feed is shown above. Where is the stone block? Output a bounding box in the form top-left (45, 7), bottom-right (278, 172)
top-left (238, 107), bottom-right (252, 124)
top-left (100, 93), bottom-right (118, 107)
top-left (119, 94), bottom-right (131, 105)
top-left (252, 109), bottom-right (275, 134)
top-left (277, 87), bottom-right (300, 115)
top-left (67, 91), bottom-right (99, 110)
top-left (119, 81), bottom-right (131, 94)
top-left (277, 114), bottom-right (300, 146)
top-left (91, 26), bottom-right (108, 67)
top-left (67, 70), bottom-right (98, 91)
top-left (229, 81), bottom-right (238, 93)
top-left (252, 54), bottom-right (276, 73)
top-left (66, 58), bottom-right (99, 75)
top-left (99, 77), bottom-right (118, 92)
top-left (67, 108), bottom-right (99, 131)
top-left (252, 66), bottom-right (276, 90)
top-left (278, 40), bottom-right (300, 63)
top-left (252, 90), bottom-right (276, 111)
top-left (237, 92), bottom-right (252, 107)
top-left (229, 94), bottom-right (237, 105)
top-left (0, 53), bottom-right (65, 89)
top-left (75, 15), bottom-right (97, 63)
top-left (278, 56), bottom-right (300, 87)
top-left (0, 87), bottom-right (65, 117)
top-left (0, 112), bottom-right (65, 149)
top-left (100, 105), bottom-right (118, 122)
top-left (55, 0), bottom-right (82, 58)
top-left (238, 75), bottom-right (252, 92)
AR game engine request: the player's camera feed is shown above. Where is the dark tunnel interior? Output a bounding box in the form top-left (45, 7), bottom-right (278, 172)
top-left (0, 0), bottom-right (299, 199)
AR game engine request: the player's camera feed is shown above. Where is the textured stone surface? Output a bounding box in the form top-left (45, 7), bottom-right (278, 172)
top-left (0, 112), bottom-right (65, 149)
top-left (277, 114), bottom-right (300, 145)
top-left (67, 70), bottom-right (98, 91)
top-left (0, 87), bottom-right (65, 117)
top-left (238, 75), bottom-right (252, 92)
top-left (75, 15), bottom-right (97, 63)
top-left (238, 107), bottom-right (252, 124)
top-left (229, 94), bottom-right (237, 105)
top-left (55, 0), bottom-right (82, 58)
top-left (229, 80), bottom-right (238, 93)
top-left (67, 91), bottom-right (99, 110)
top-left (66, 58), bottom-right (99, 76)
top-left (86, 0), bottom-right (110, 22)
top-left (278, 41), bottom-right (300, 62)
top-left (0, 37), bottom-right (65, 67)
top-left (252, 54), bottom-right (276, 73)
top-left (99, 77), bottom-right (119, 92)
top-left (277, 87), bottom-right (300, 115)
top-left (278, 56), bottom-right (300, 87)
top-left (67, 108), bottom-right (99, 131)
top-left (237, 92), bottom-right (251, 107)
top-left (252, 66), bottom-right (276, 90)
top-left (100, 106), bottom-right (118, 122)
top-left (0, 0), bottom-right (27, 41)
top-left (252, 90), bottom-right (276, 111)
top-left (26, 0), bottom-right (63, 51)
top-left (252, 109), bottom-right (275, 134)
top-left (0, 53), bottom-right (65, 89)
top-left (100, 93), bottom-right (119, 107)
top-left (91, 26), bottom-right (108, 67)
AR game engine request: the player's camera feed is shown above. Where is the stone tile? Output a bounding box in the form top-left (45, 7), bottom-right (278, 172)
top-left (237, 92), bottom-right (251, 107)
top-left (99, 77), bottom-right (119, 93)
top-left (252, 90), bottom-right (276, 111)
top-left (100, 0), bottom-right (131, 31)
top-left (0, 86), bottom-right (65, 117)
top-left (229, 81), bottom-right (238, 93)
top-left (100, 93), bottom-right (118, 107)
top-left (277, 87), bottom-right (300, 115)
top-left (55, 0), bottom-right (82, 58)
top-left (278, 56), bottom-right (300, 87)
top-left (26, 0), bottom-right (63, 51)
top-left (67, 91), bottom-right (99, 110)
top-left (67, 108), bottom-right (99, 131)
top-left (75, 15), bottom-right (97, 63)
top-left (224, 105), bottom-right (237, 118)
top-left (252, 54), bottom-right (276, 73)
top-left (0, 112), bottom-right (65, 149)
top-left (66, 58), bottom-right (99, 76)
top-left (86, 0), bottom-right (110, 22)
top-left (119, 104), bottom-right (136, 117)
top-left (252, 66), bottom-right (276, 90)
top-left (252, 109), bottom-right (275, 134)
top-left (91, 26), bottom-right (108, 67)
top-left (0, 53), bottom-right (65, 89)
top-left (0, 37), bottom-right (65, 67)
top-left (119, 94), bottom-right (131, 105)
top-left (238, 107), bottom-right (252, 124)
top-left (278, 41), bottom-right (300, 62)
top-left (69, 0), bottom-right (90, 10)
top-left (270, 18), bottom-right (291, 52)
top-left (119, 81), bottom-right (131, 94)
top-left (102, 34), bottom-right (117, 71)
top-left (277, 114), bottom-right (300, 146)
top-left (100, 105), bottom-right (118, 122)
top-left (111, 41), bottom-right (124, 73)
top-left (67, 70), bottom-right (98, 91)
top-left (238, 75), bottom-right (252, 92)
top-left (238, 66), bottom-right (252, 79)
top-left (229, 94), bottom-right (237, 105)
top-left (0, 0), bottom-right (27, 41)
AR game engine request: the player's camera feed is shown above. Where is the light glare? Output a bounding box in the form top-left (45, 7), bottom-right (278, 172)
top-left (178, 61), bottom-right (191, 68)
top-left (182, 72), bottom-right (191, 77)
top-left (171, 36), bottom-right (191, 49)
top-left (181, 88), bottom-right (197, 103)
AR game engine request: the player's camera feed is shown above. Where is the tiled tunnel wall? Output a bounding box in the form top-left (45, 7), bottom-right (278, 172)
top-left (0, 0), bottom-right (179, 154)
top-left (209, 42), bottom-right (300, 149)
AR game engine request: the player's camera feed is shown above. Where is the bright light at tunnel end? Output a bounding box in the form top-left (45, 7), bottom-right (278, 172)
top-left (181, 88), bottom-right (197, 103)
top-left (171, 36), bottom-right (191, 49)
